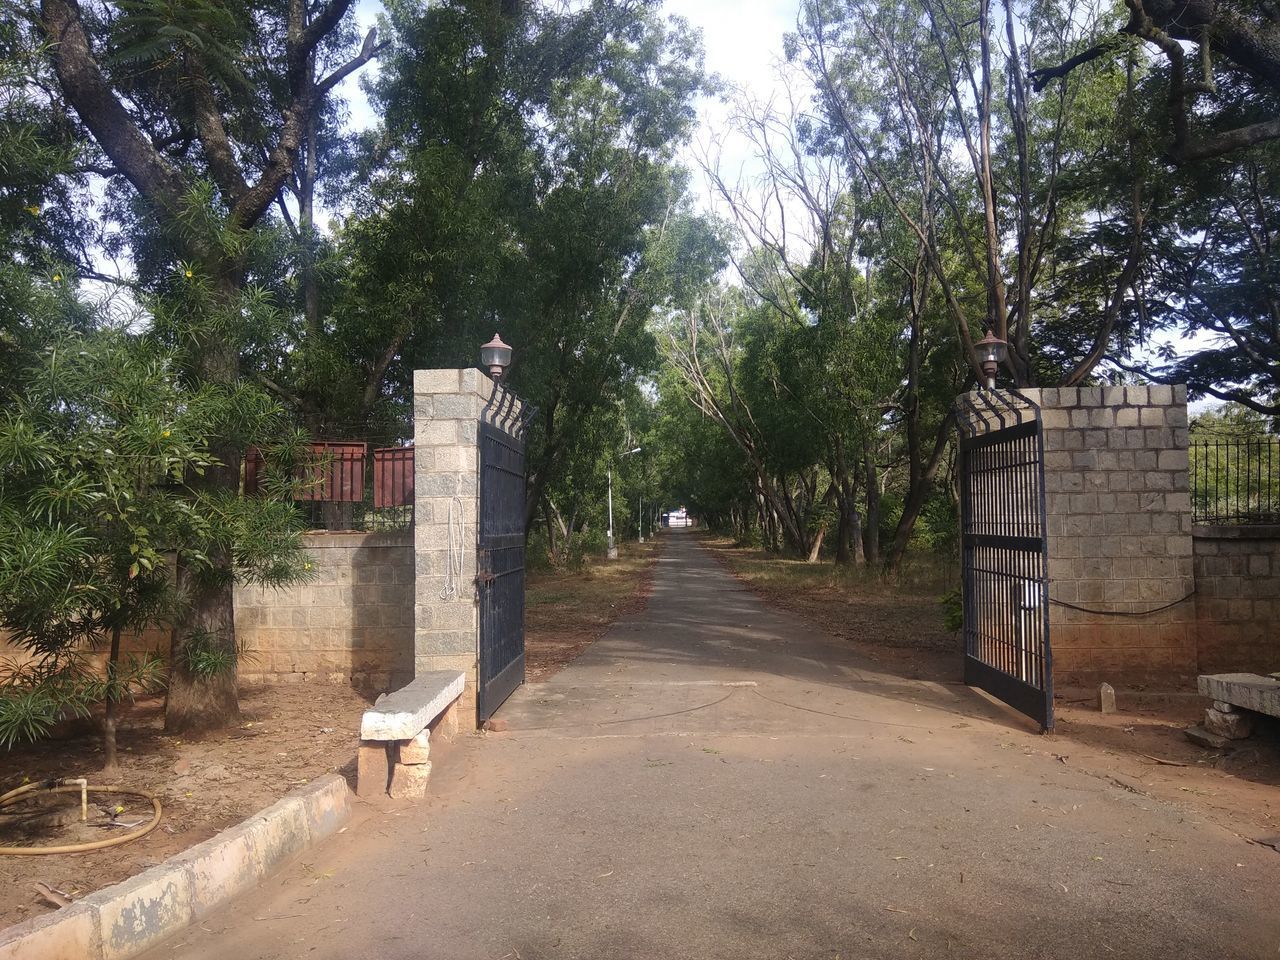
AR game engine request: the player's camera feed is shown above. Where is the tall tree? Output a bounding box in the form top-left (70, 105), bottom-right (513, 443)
top-left (33, 0), bottom-right (381, 731)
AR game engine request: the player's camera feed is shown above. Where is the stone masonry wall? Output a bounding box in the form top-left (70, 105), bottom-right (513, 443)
top-left (0, 531), bottom-right (414, 691)
top-left (1022, 385), bottom-right (1198, 682)
top-left (1193, 525), bottom-right (1280, 674)
top-left (413, 368), bottom-right (498, 723)
top-left (236, 531), bottom-right (414, 690)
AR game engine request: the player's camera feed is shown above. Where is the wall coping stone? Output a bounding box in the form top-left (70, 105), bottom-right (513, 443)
top-left (300, 531), bottom-right (412, 549)
top-left (1192, 524), bottom-right (1280, 541)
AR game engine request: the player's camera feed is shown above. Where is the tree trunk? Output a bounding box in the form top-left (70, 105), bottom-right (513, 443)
top-left (166, 559), bottom-right (241, 734)
top-left (165, 274), bottom-right (244, 735)
top-left (102, 624), bottom-right (122, 775)
top-left (806, 526), bottom-right (826, 563)
top-left (863, 446), bottom-right (881, 566)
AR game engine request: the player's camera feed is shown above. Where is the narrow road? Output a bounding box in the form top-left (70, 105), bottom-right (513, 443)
top-left (148, 533), bottom-right (1278, 959)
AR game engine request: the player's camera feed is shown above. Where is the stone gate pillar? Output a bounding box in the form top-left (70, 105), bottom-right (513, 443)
top-left (412, 368), bottom-right (493, 724)
top-left (1025, 385), bottom-right (1196, 683)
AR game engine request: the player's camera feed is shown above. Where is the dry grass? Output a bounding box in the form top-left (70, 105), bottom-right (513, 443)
top-left (703, 536), bottom-right (962, 682)
top-left (524, 540), bottom-right (660, 682)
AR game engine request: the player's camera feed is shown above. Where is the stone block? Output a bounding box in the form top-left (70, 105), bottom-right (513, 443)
top-left (1125, 385), bottom-right (1149, 405)
top-left (0, 904), bottom-right (98, 960)
top-left (1184, 724), bottom-right (1231, 750)
top-left (1204, 706), bottom-right (1255, 739)
top-left (243, 796), bottom-right (311, 877)
top-left (1149, 384), bottom-right (1173, 405)
top-left (429, 698), bottom-right (461, 740)
top-left (419, 419), bottom-right (460, 446)
top-left (389, 760), bottom-right (432, 800)
top-left (357, 740), bottom-right (392, 797)
top-left (1114, 407), bottom-right (1139, 428)
top-left (1097, 682), bottom-right (1117, 714)
top-left (300, 774), bottom-right (351, 843)
top-left (432, 393), bottom-right (480, 419)
top-left (399, 731), bottom-right (432, 764)
top-left (361, 670), bottom-right (467, 739)
top-left (82, 861), bottom-right (193, 960)
top-left (175, 824), bottom-right (260, 919)
top-left (414, 368), bottom-right (461, 394)
top-left (1213, 700), bottom-right (1235, 713)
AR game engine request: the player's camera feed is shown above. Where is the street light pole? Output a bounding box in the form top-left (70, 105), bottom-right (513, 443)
top-left (607, 446), bottom-right (641, 560)
top-left (607, 465), bottom-right (616, 559)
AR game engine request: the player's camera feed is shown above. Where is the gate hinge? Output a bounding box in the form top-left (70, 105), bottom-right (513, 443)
top-left (475, 570), bottom-right (496, 586)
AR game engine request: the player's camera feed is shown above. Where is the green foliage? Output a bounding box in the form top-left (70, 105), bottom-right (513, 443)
top-left (178, 629), bottom-right (240, 680)
top-left (940, 587), bottom-right (963, 634)
top-left (0, 316), bottom-right (309, 745)
top-left (0, 652), bottom-right (164, 748)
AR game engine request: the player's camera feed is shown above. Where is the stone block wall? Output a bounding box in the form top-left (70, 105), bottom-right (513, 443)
top-left (413, 368), bottom-right (496, 722)
top-left (1192, 525), bottom-right (1280, 674)
top-left (236, 531), bottom-right (413, 689)
top-left (0, 531), bottom-right (414, 691)
top-left (1022, 385), bottom-right (1198, 682)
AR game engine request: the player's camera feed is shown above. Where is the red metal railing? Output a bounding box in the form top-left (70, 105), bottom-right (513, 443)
top-left (244, 442), bottom-right (414, 530)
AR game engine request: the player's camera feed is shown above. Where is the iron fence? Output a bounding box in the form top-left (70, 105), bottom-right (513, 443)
top-left (245, 440), bottom-right (415, 532)
top-left (1191, 435), bottom-right (1280, 524)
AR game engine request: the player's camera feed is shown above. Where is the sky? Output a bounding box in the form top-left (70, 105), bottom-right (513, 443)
top-left (333, 0), bottom-right (1214, 403)
top-left (338, 0), bottom-right (799, 216)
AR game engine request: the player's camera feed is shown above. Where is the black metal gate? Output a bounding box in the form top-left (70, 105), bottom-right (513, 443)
top-left (954, 390), bottom-right (1053, 731)
top-left (477, 386), bottom-right (536, 725)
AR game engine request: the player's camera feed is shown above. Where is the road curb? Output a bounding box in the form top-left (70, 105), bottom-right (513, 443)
top-left (0, 773), bottom-right (351, 960)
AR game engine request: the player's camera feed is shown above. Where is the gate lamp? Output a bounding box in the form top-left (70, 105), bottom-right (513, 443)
top-left (975, 329), bottom-right (1008, 390)
top-left (480, 333), bottom-right (513, 381)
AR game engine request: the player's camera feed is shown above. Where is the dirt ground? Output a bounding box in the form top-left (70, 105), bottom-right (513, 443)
top-left (0, 683), bottom-right (369, 929)
top-left (0, 542), bottom-right (659, 931)
top-left (706, 536), bottom-right (1280, 843)
top-left (524, 540), bottom-right (659, 682)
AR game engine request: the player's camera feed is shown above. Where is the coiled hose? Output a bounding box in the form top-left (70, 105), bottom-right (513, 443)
top-left (0, 779), bottom-right (162, 855)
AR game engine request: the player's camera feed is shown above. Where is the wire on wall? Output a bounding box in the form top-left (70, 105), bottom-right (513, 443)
top-left (440, 496), bottom-right (466, 601)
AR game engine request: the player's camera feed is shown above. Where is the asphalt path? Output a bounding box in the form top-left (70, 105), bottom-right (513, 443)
top-left (144, 531), bottom-right (1279, 960)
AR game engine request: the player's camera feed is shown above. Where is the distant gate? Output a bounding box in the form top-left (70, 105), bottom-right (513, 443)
top-left (953, 390), bottom-right (1053, 731)
top-left (476, 386), bottom-right (536, 725)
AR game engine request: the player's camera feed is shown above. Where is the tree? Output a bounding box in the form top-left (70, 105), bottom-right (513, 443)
top-left (313, 0), bottom-right (721, 537)
top-left (0, 327), bottom-right (309, 766)
top-left (31, 0), bottom-right (380, 731)
top-left (1030, 0), bottom-right (1280, 162)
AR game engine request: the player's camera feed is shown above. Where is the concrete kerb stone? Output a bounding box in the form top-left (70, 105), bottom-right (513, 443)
top-left (0, 774), bottom-right (352, 960)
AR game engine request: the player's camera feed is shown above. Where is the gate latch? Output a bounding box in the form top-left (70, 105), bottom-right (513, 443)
top-left (475, 569), bottom-right (496, 586)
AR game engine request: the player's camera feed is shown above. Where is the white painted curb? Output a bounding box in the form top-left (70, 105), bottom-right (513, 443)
top-left (0, 774), bottom-right (351, 960)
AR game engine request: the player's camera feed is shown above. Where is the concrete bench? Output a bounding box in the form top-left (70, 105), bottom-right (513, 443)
top-left (357, 671), bottom-right (465, 799)
top-left (1194, 672), bottom-right (1280, 742)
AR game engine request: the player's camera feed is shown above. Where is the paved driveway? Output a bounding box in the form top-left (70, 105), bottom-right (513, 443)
top-left (146, 533), bottom-right (1279, 959)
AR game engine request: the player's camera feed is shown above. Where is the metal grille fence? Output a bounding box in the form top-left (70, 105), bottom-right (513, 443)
top-left (1191, 436), bottom-right (1280, 525)
top-left (245, 439), bottom-right (415, 532)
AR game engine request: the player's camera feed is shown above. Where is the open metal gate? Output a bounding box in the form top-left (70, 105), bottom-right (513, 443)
top-left (476, 386), bottom-right (536, 725)
top-left (954, 389), bottom-right (1053, 731)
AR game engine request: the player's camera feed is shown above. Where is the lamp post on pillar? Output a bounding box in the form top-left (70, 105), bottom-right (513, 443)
top-left (480, 333), bottom-right (513, 382)
top-left (974, 329), bottom-right (1008, 391)
top-left (607, 446), bottom-right (641, 560)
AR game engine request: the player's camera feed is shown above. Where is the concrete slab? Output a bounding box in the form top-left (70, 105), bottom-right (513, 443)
top-left (1198, 673), bottom-right (1280, 717)
top-left (361, 671), bottom-right (465, 740)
